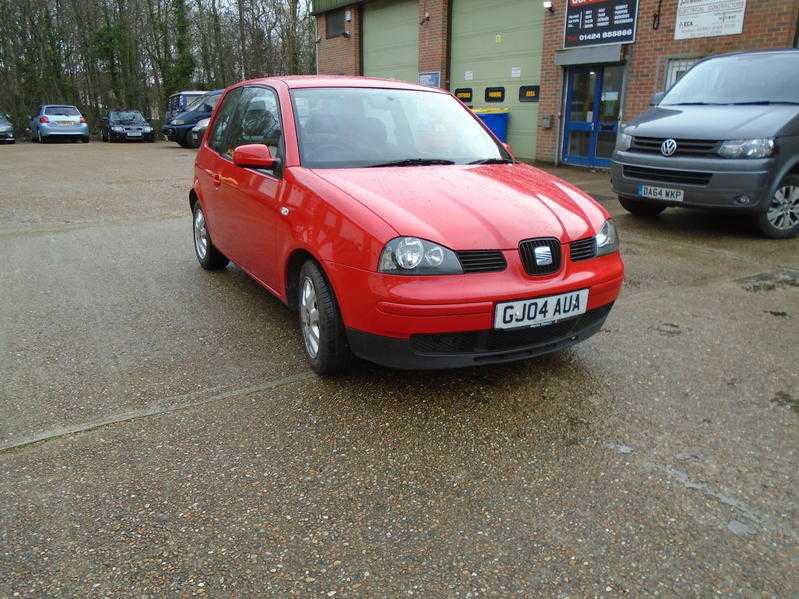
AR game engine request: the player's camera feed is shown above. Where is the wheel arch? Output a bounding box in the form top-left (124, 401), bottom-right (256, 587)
top-left (284, 248), bottom-right (333, 312)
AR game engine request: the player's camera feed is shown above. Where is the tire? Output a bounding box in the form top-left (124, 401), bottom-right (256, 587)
top-left (192, 203), bottom-right (229, 270)
top-left (618, 195), bottom-right (666, 217)
top-left (37, 131), bottom-right (45, 144)
top-left (756, 175), bottom-right (799, 239)
top-left (298, 261), bottom-right (351, 376)
top-left (81, 136), bottom-right (90, 143)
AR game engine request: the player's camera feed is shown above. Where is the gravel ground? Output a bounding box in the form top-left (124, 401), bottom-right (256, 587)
top-left (1, 142), bottom-right (797, 597)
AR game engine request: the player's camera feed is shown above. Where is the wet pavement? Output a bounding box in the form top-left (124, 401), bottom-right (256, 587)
top-left (1, 143), bottom-right (797, 596)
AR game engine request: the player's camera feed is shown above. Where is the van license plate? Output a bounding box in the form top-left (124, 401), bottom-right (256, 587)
top-left (637, 185), bottom-right (684, 202)
top-left (494, 289), bottom-right (588, 330)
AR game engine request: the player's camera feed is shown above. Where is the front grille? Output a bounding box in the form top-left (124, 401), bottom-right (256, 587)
top-left (518, 238), bottom-right (561, 275)
top-left (570, 237), bottom-right (597, 261)
top-left (630, 137), bottom-right (719, 157)
top-left (456, 250), bottom-right (507, 273)
top-left (410, 304), bottom-right (613, 355)
top-left (623, 165), bottom-right (712, 186)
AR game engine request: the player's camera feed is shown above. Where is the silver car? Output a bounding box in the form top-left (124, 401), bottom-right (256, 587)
top-left (611, 49), bottom-right (799, 239)
top-left (30, 104), bottom-right (90, 143)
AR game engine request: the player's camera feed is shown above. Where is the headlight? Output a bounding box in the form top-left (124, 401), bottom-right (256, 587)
top-left (196, 118), bottom-right (210, 129)
top-left (615, 131), bottom-right (632, 151)
top-left (378, 237), bottom-right (463, 275)
top-left (718, 138), bottom-right (774, 159)
top-left (595, 220), bottom-right (619, 256)
top-left (142, 126), bottom-right (152, 133)
top-left (172, 119), bottom-right (185, 125)
top-left (111, 126), bottom-right (124, 132)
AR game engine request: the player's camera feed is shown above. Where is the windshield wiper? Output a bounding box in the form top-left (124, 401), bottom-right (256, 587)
top-left (728, 101), bottom-right (799, 106)
top-left (468, 158), bottom-right (514, 165)
top-left (367, 158), bottom-right (455, 167)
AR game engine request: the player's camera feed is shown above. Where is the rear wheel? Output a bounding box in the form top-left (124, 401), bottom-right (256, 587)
top-left (618, 195), bottom-right (666, 217)
top-left (298, 261), bottom-right (351, 376)
top-left (756, 175), bottom-right (799, 239)
top-left (37, 130), bottom-right (45, 144)
top-left (192, 204), bottom-right (229, 270)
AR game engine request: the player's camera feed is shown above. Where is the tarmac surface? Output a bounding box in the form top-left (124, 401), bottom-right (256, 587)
top-left (1, 142), bottom-right (797, 597)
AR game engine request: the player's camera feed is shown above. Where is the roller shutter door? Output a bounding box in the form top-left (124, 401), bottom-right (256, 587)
top-left (362, 0), bottom-right (419, 83)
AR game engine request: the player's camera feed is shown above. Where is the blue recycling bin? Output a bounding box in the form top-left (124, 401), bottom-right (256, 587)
top-left (473, 108), bottom-right (510, 143)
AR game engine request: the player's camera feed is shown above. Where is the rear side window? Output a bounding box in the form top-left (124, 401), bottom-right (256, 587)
top-left (45, 106), bottom-right (80, 116)
top-left (226, 86), bottom-right (283, 164)
top-left (208, 88), bottom-right (242, 156)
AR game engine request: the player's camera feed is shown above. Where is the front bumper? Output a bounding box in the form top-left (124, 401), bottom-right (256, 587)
top-left (611, 151), bottom-right (777, 211)
top-left (110, 128), bottom-right (154, 141)
top-left (162, 124), bottom-right (193, 142)
top-left (0, 130), bottom-right (14, 142)
top-left (347, 303), bottom-right (613, 369)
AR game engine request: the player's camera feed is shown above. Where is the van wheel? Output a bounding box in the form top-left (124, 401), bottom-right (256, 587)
top-left (756, 175), bottom-right (799, 239)
top-left (618, 195), bottom-right (666, 217)
top-left (298, 261), bottom-right (351, 376)
top-left (192, 204), bottom-right (229, 270)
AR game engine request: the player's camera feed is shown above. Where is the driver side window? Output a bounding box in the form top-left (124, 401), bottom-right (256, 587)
top-left (226, 86), bottom-right (284, 166)
top-left (208, 88), bottom-right (242, 157)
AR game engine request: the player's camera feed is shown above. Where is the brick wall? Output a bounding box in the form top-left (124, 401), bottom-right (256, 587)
top-left (316, 4), bottom-right (361, 76)
top-left (535, 0), bottom-right (799, 163)
top-left (418, 0), bottom-right (450, 87)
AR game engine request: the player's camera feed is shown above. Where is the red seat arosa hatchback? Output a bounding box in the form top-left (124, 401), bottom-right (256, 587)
top-left (191, 77), bottom-right (624, 374)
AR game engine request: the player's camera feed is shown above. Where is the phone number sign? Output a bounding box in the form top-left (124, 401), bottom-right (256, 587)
top-left (564, 0), bottom-right (638, 48)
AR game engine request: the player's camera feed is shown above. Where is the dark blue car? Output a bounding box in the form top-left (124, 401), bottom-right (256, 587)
top-left (162, 90), bottom-right (222, 147)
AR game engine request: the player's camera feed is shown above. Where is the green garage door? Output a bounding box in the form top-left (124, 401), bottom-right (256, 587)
top-left (450, 0), bottom-right (544, 160)
top-left (362, 0), bottom-right (419, 83)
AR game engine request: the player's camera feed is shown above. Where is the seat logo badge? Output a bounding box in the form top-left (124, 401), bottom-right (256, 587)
top-left (661, 139), bottom-right (678, 156)
top-left (534, 246), bottom-right (553, 266)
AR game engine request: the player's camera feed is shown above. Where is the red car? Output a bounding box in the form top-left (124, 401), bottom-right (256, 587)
top-left (191, 77), bottom-right (624, 374)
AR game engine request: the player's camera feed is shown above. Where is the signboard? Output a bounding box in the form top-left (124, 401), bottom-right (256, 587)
top-left (454, 88), bottom-right (473, 103)
top-left (417, 71), bottom-right (441, 88)
top-left (485, 87), bottom-right (506, 103)
top-left (564, 0), bottom-right (638, 49)
top-left (674, 0), bottom-right (746, 40)
top-left (519, 85), bottom-right (540, 102)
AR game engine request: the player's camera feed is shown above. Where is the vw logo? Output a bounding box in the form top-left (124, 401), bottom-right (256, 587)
top-left (661, 138), bottom-right (678, 156)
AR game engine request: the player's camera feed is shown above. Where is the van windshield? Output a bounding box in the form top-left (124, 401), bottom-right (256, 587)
top-left (291, 87), bottom-right (509, 168)
top-left (187, 93), bottom-right (220, 112)
top-left (662, 53), bottom-right (799, 106)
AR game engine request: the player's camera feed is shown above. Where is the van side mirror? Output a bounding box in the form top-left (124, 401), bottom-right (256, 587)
top-left (232, 144), bottom-right (280, 169)
top-left (650, 91), bottom-right (666, 106)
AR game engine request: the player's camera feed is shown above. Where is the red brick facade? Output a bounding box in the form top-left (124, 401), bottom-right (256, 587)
top-left (316, 4), bottom-right (361, 76)
top-left (418, 0), bottom-right (450, 86)
top-left (535, 0), bottom-right (799, 162)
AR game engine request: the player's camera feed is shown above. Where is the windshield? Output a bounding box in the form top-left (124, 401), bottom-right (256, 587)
top-left (291, 87), bottom-right (507, 168)
top-left (662, 53), bottom-right (799, 105)
top-left (45, 106), bottom-right (80, 116)
top-left (110, 110), bottom-right (146, 124)
top-left (186, 93), bottom-right (220, 112)
top-left (0, 116), bottom-right (10, 126)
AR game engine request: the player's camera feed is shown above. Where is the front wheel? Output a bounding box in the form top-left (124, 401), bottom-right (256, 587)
top-left (298, 261), bottom-right (351, 376)
top-left (192, 204), bottom-right (229, 270)
top-left (618, 195), bottom-right (666, 217)
top-left (756, 175), bottom-right (799, 239)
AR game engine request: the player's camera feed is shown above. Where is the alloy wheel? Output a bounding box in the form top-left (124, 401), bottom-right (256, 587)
top-left (300, 277), bottom-right (320, 358)
top-left (193, 208), bottom-right (208, 260)
top-left (767, 184), bottom-right (799, 231)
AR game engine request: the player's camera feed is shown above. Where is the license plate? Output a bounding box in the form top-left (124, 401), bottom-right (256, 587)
top-left (637, 184), bottom-right (684, 202)
top-left (494, 289), bottom-right (589, 330)
top-left (127, 131), bottom-right (142, 137)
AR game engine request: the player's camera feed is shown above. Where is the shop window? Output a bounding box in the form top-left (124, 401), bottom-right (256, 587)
top-left (485, 87), bottom-right (505, 103)
top-left (519, 85), bottom-right (540, 102)
top-left (665, 58), bottom-right (701, 89)
top-left (326, 9), bottom-right (346, 38)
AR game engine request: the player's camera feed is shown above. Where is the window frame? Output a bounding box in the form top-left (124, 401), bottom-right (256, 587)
top-left (326, 8), bottom-right (346, 39)
top-left (209, 85), bottom-right (286, 179)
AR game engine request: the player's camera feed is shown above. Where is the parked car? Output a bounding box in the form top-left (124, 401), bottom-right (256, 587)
top-left (612, 49), bottom-right (799, 239)
top-left (0, 113), bottom-right (14, 144)
top-left (30, 105), bottom-right (90, 143)
top-left (164, 90), bottom-right (207, 125)
top-left (162, 90), bottom-right (222, 147)
top-left (190, 117), bottom-right (210, 148)
top-left (190, 77), bottom-right (624, 374)
top-left (101, 109), bottom-right (155, 142)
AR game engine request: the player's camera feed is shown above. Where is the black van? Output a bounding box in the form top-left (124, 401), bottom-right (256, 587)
top-left (162, 90), bottom-right (222, 148)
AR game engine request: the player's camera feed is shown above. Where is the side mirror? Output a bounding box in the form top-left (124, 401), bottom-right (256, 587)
top-left (232, 144), bottom-right (280, 169)
top-left (203, 104), bottom-right (213, 113)
top-left (650, 91), bottom-right (665, 106)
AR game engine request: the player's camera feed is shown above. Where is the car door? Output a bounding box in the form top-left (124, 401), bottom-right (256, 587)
top-left (214, 85), bottom-right (286, 289)
top-left (196, 87), bottom-right (242, 259)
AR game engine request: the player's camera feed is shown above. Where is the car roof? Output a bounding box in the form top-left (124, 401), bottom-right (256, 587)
top-left (238, 75), bottom-right (448, 94)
